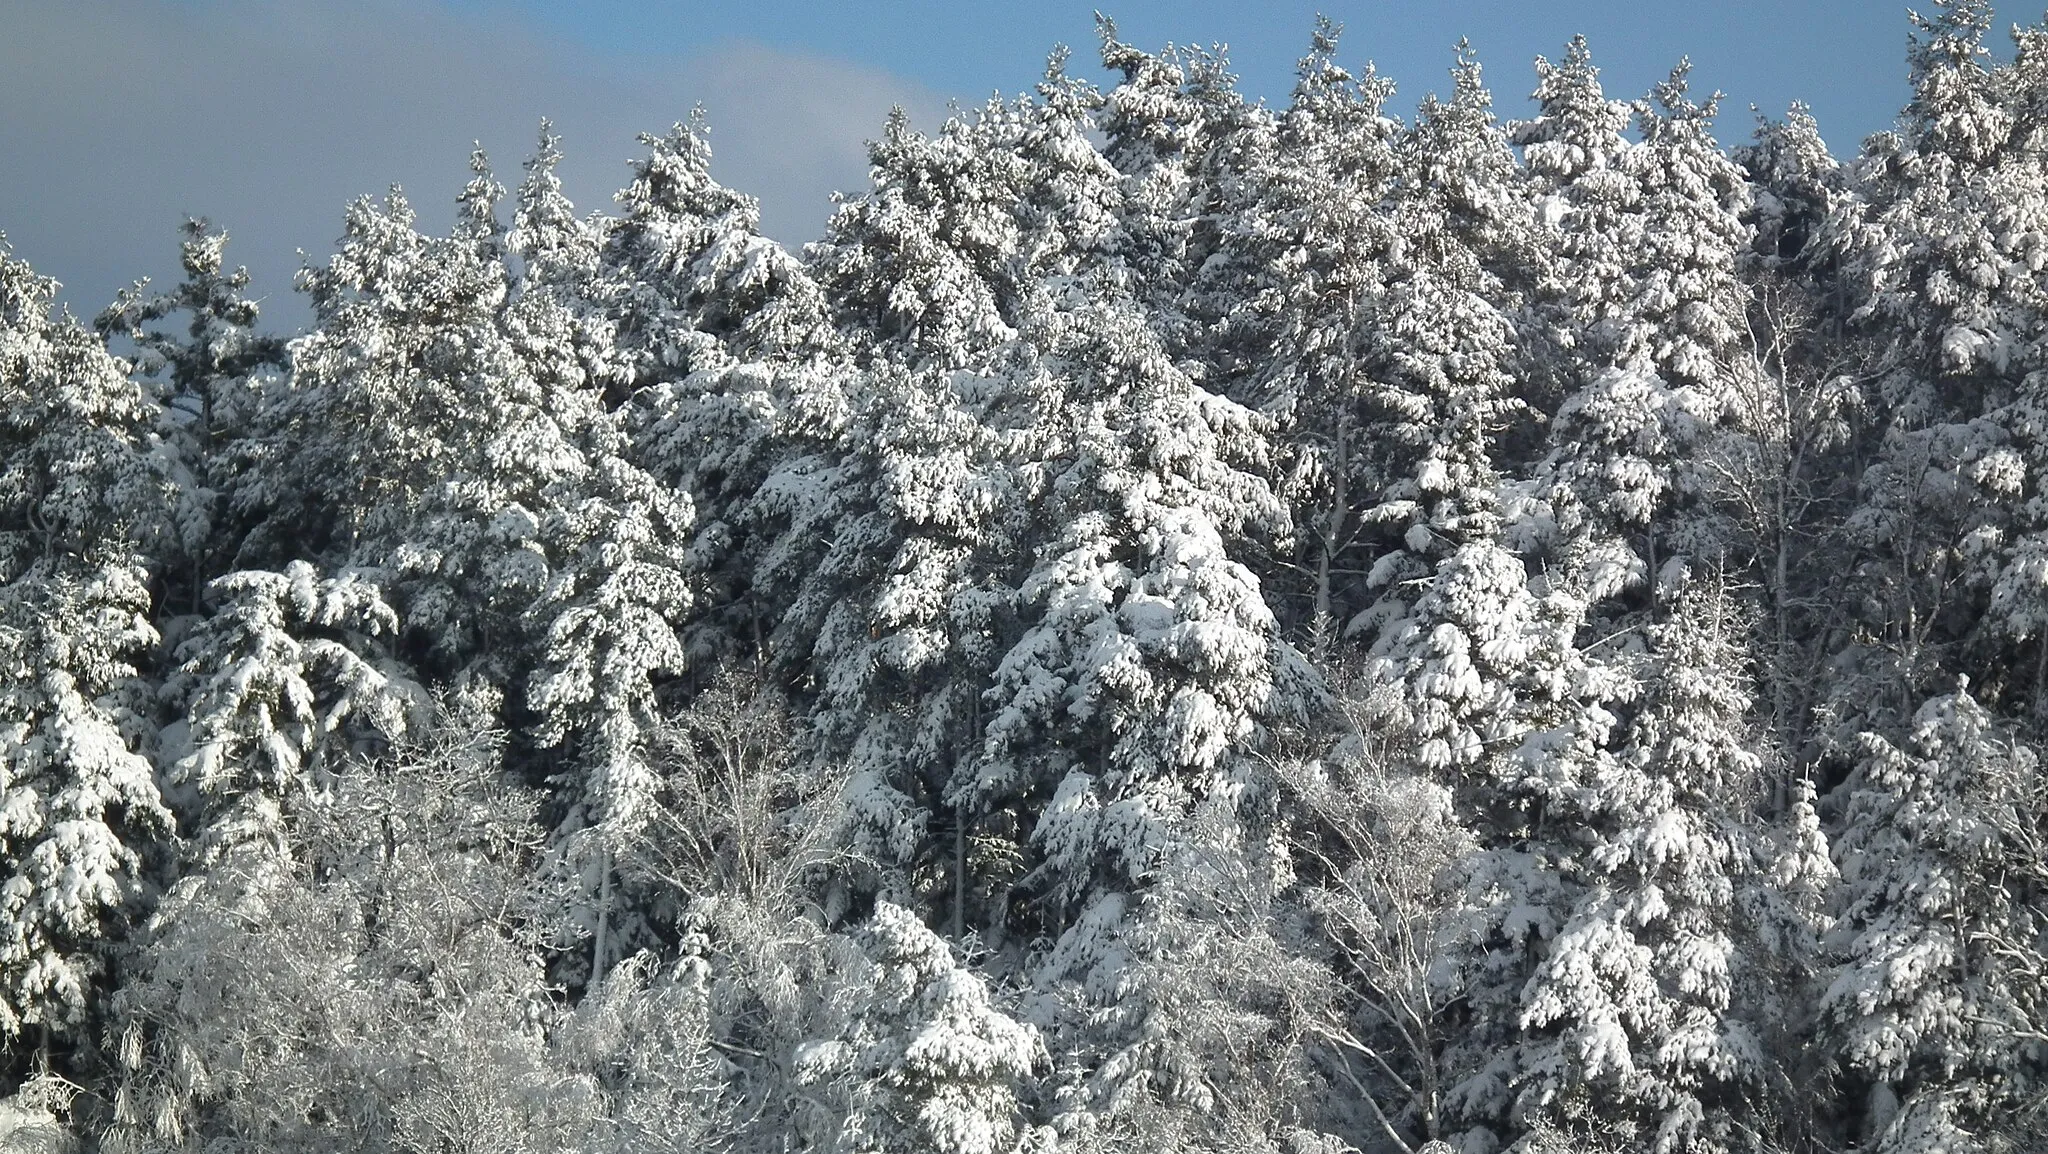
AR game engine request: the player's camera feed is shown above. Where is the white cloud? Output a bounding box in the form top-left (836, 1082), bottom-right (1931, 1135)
top-left (0, 0), bottom-right (945, 328)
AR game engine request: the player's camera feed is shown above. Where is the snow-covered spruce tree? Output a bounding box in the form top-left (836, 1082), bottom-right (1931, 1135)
top-left (1819, 685), bottom-right (2048, 1152)
top-left (510, 120), bottom-right (605, 292)
top-left (1225, 18), bottom-right (1404, 639)
top-left (749, 91), bottom-right (1076, 769)
top-left (1339, 53), bottom-right (1694, 1145)
top-left (750, 351), bottom-right (1014, 922)
top-left (601, 113), bottom-right (839, 393)
top-left (1382, 39), bottom-right (1547, 580)
top-left (1092, 17), bottom-right (1275, 363)
top-left (958, 278), bottom-right (1317, 931)
top-left (165, 561), bottom-right (421, 863)
top-left (794, 902), bottom-right (1046, 1154)
top-left (0, 241), bottom-right (173, 1050)
top-left (96, 220), bottom-right (288, 608)
top-left (243, 181), bottom-right (507, 566)
top-left (1346, 72), bottom-right (1585, 1139)
top-left (1415, 575), bottom-right (1624, 1154)
top-left (752, 84), bottom-right (1127, 923)
top-left (1954, 11), bottom-right (2048, 722)
top-left (1511, 34), bottom-right (1638, 405)
top-left (1506, 582), bottom-right (1783, 1153)
top-left (1519, 50), bottom-right (1755, 623)
top-left (1621, 63), bottom-right (1753, 406)
top-left (251, 159), bottom-right (698, 979)
top-left (1351, 43), bottom-right (1537, 664)
top-left (808, 106), bottom-right (1032, 372)
top-left (1404, 41), bottom-right (1541, 327)
top-left (1827, 0), bottom-right (2014, 435)
top-left (1818, 2), bottom-right (2048, 724)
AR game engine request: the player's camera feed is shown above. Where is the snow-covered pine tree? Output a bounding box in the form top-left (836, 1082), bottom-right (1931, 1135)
top-left (96, 220), bottom-right (287, 607)
top-left (601, 113), bottom-right (838, 393)
top-left (1352, 44), bottom-right (1542, 700)
top-left (1512, 34), bottom-right (1639, 404)
top-left (1226, 18), bottom-right (1404, 639)
top-left (1010, 48), bottom-right (1125, 289)
top-left (510, 120), bottom-right (605, 293)
top-left (959, 277), bottom-right (1316, 932)
top-left (808, 106), bottom-right (1030, 372)
top-left (746, 349), bottom-right (1010, 920)
top-left (1820, 685), bottom-right (2048, 1152)
top-left (1739, 104), bottom-right (1846, 282)
top-left (1820, 3), bottom-right (2048, 725)
top-left (1508, 581), bottom-right (1778, 1153)
top-left (631, 83), bottom-right (1117, 674)
top-left (1092, 18), bottom-right (1275, 364)
top-left (1520, 50), bottom-right (1755, 622)
top-left (246, 158), bottom-right (699, 980)
top-left (794, 902), bottom-right (1045, 1154)
top-left (166, 561), bottom-right (420, 862)
top-left (506, 120), bottom-right (626, 412)
top-left (0, 241), bottom-right (173, 1045)
top-left (1353, 41), bottom-right (1533, 623)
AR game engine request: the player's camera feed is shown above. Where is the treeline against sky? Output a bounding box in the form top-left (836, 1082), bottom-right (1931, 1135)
top-left (3, 3), bottom-right (2048, 1152)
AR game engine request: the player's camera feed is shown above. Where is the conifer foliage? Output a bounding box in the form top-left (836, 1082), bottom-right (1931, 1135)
top-left (12, 7), bottom-right (2048, 1153)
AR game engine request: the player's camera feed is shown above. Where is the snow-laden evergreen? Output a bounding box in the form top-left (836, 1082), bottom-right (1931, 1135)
top-left (0, 243), bottom-right (171, 1040)
top-left (11, 9), bottom-right (2048, 1153)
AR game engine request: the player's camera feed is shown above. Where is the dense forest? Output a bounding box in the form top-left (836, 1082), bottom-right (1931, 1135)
top-left (2, 3), bottom-right (2048, 1151)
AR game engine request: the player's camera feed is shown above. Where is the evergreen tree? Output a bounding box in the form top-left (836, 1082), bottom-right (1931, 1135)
top-left (1228, 18), bottom-right (1404, 638)
top-left (0, 241), bottom-right (173, 1045)
top-left (1820, 686), bottom-right (2048, 1152)
top-left (794, 902), bottom-right (1046, 1154)
top-left (1823, 3), bottom-right (2048, 722)
top-left (167, 561), bottom-right (419, 861)
top-left (959, 280), bottom-right (1316, 930)
top-left (96, 220), bottom-right (288, 606)
top-left (809, 107), bottom-right (1031, 372)
top-left (1511, 584), bottom-right (1776, 1152)
top-left (1513, 34), bottom-right (1638, 400)
top-left (1521, 52), bottom-right (1755, 617)
top-left (1093, 18), bottom-right (1274, 360)
top-left (602, 114), bottom-right (838, 394)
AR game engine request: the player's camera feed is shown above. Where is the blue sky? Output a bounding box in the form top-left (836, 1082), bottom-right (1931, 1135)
top-left (463, 0), bottom-right (1917, 144)
top-left (0, 1), bottom-right (1954, 330)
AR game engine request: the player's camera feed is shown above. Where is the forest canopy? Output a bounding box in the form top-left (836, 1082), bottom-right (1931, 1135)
top-left (2, 4), bottom-right (2047, 1152)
